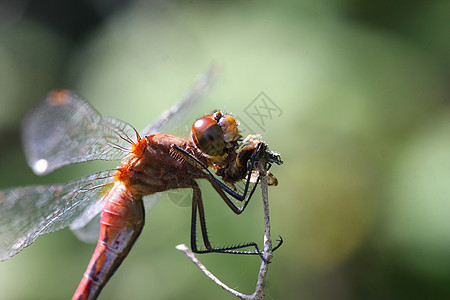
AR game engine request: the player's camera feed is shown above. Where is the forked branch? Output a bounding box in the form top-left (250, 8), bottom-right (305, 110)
top-left (176, 160), bottom-right (275, 299)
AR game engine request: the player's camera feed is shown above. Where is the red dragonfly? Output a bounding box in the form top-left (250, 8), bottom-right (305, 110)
top-left (0, 73), bottom-right (282, 300)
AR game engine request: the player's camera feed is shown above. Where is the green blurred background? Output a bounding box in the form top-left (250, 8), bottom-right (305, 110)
top-left (0, 0), bottom-right (448, 299)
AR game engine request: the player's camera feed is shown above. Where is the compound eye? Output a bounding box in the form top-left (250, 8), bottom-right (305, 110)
top-left (192, 116), bottom-right (225, 156)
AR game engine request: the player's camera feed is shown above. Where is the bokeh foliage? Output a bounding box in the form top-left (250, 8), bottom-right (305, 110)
top-left (0, 0), bottom-right (448, 299)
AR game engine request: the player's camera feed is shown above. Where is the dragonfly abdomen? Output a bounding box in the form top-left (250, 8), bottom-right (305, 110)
top-left (72, 182), bottom-right (145, 300)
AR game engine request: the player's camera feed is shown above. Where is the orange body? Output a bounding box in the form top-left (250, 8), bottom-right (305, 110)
top-left (72, 120), bottom-right (271, 299)
top-left (72, 182), bottom-right (144, 300)
top-left (0, 88), bottom-right (281, 300)
top-left (72, 134), bottom-right (207, 299)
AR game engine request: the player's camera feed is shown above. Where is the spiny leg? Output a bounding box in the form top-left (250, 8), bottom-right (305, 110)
top-left (176, 145), bottom-right (282, 261)
top-left (189, 180), bottom-right (279, 263)
top-left (209, 179), bottom-right (283, 260)
top-left (172, 143), bottom-right (263, 201)
top-left (189, 181), bottom-right (264, 261)
top-left (190, 182), bottom-right (212, 251)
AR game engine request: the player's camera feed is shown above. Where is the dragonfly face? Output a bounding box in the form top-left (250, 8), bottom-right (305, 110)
top-left (0, 72), bottom-right (282, 300)
top-left (192, 113), bottom-right (227, 156)
top-left (191, 111), bottom-right (240, 158)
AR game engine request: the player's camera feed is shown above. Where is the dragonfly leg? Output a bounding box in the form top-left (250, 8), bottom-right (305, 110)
top-left (189, 180), bottom-right (282, 263)
top-left (208, 179), bottom-right (283, 261)
top-left (174, 143), bottom-right (283, 262)
top-left (172, 142), bottom-right (265, 203)
top-left (190, 182), bottom-right (212, 251)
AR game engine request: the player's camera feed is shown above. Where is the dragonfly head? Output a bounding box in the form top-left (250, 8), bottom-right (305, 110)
top-left (191, 114), bottom-right (225, 156)
top-left (191, 111), bottom-right (241, 158)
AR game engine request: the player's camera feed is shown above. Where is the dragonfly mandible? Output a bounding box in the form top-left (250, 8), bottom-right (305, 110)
top-left (0, 72), bottom-right (283, 300)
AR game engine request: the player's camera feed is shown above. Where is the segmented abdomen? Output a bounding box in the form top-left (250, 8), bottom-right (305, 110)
top-left (72, 182), bottom-right (145, 300)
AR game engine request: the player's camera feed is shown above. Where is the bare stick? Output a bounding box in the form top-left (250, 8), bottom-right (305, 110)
top-left (251, 161), bottom-right (272, 299)
top-left (175, 244), bottom-right (248, 298)
top-left (176, 161), bottom-right (273, 300)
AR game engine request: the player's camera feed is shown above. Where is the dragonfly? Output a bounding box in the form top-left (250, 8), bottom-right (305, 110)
top-left (0, 71), bottom-right (283, 300)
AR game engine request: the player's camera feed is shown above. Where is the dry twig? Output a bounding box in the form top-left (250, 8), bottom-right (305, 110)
top-left (177, 160), bottom-right (274, 299)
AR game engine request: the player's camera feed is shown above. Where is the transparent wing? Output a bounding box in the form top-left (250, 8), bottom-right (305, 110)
top-left (140, 66), bottom-right (218, 137)
top-left (0, 170), bottom-right (116, 261)
top-left (71, 191), bottom-right (163, 244)
top-left (69, 188), bottom-right (109, 231)
top-left (71, 213), bottom-right (101, 243)
top-left (143, 193), bottom-right (163, 212)
top-left (166, 188), bottom-right (192, 208)
top-left (22, 90), bottom-right (138, 175)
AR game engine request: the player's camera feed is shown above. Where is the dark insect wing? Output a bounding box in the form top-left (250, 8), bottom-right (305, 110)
top-left (0, 170), bottom-right (116, 261)
top-left (22, 90), bottom-right (138, 175)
